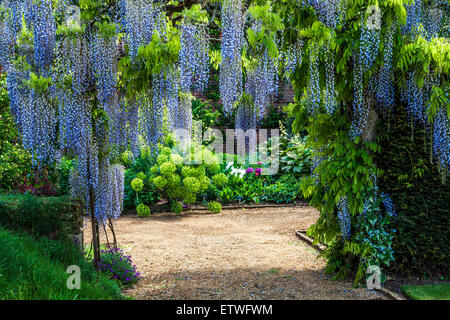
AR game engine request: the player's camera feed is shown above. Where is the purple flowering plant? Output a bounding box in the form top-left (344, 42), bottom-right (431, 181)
top-left (97, 247), bottom-right (142, 286)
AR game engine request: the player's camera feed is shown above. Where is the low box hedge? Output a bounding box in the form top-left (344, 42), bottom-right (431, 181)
top-left (0, 194), bottom-right (82, 240)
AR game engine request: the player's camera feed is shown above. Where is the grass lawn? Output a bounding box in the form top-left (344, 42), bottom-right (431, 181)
top-left (0, 226), bottom-right (125, 300)
top-left (401, 283), bottom-right (450, 300)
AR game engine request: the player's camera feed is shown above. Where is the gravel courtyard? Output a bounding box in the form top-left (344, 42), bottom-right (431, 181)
top-left (85, 207), bottom-right (383, 300)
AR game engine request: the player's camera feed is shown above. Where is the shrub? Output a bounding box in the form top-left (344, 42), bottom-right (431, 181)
top-left (136, 203), bottom-right (151, 218)
top-left (212, 173), bottom-right (228, 187)
top-left (98, 247), bottom-right (141, 286)
top-left (377, 105), bottom-right (450, 276)
top-left (171, 201), bottom-right (183, 214)
top-left (208, 201), bottom-right (222, 214)
top-left (261, 175), bottom-right (302, 204)
top-left (0, 194), bottom-right (82, 240)
top-left (131, 178), bottom-right (144, 192)
top-left (150, 141), bottom-right (220, 212)
top-left (136, 171), bottom-right (146, 181)
top-left (123, 149), bottom-right (160, 210)
top-left (56, 157), bottom-right (74, 196)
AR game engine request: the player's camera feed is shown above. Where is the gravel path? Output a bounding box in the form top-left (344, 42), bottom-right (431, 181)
top-left (86, 207), bottom-right (383, 300)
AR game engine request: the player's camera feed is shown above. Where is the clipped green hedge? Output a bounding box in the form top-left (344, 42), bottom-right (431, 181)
top-left (377, 105), bottom-right (450, 276)
top-left (0, 194), bottom-right (82, 240)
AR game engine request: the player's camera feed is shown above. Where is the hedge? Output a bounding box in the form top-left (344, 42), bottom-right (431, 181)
top-left (377, 105), bottom-right (450, 276)
top-left (0, 194), bottom-right (82, 240)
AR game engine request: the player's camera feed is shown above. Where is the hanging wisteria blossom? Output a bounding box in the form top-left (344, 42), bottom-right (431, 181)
top-left (337, 196), bottom-right (351, 240)
top-left (244, 19), bottom-right (279, 124)
top-left (121, 0), bottom-right (157, 61)
top-left (303, 0), bottom-right (344, 29)
top-left (179, 21), bottom-right (209, 93)
top-left (235, 93), bottom-right (257, 132)
top-left (220, 0), bottom-right (244, 116)
top-left (376, 24), bottom-right (395, 112)
top-left (307, 43), bottom-right (321, 116)
top-left (31, 0), bottom-right (55, 73)
top-left (283, 38), bottom-right (303, 77)
top-left (324, 42), bottom-right (337, 115)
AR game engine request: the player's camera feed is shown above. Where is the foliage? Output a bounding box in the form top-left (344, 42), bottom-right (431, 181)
top-left (148, 140), bottom-right (221, 212)
top-left (98, 247), bottom-right (141, 286)
top-left (123, 150), bottom-right (160, 210)
top-left (0, 227), bottom-right (123, 300)
top-left (0, 194), bottom-right (82, 240)
top-left (192, 99), bottom-right (222, 129)
top-left (171, 201), bottom-right (183, 214)
top-left (56, 157), bottom-right (75, 196)
top-left (260, 105), bottom-right (287, 129)
top-left (401, 283), bottom-right (450, 300)
top-left (208, 201), bottom-right (222, 214)
top-left (354, 187), bottom-right (396, 285)
top-left (136, 203), bottom-right (151, 218)
top-left (279, 135), bottom-right (313, 177)
top-left (377, 105), bottom-right (450, 276)
top-left (260, 175), bottom-right (302, 204)
top-left (279, 0), bottom-right (449, 282)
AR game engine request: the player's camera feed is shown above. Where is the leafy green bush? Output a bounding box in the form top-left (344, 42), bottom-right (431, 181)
top-left (149, 141), bottom-right (222, 212)
top-left (192, 99), bottom-right (222, 129)
top-left (260, 104), bottom-right (287, 129)
top-left (136, 203), bottom-right (151, 218)
top-left (56, 157), bottom-right (74, 196)
top-left (261, 175), bottom-right (302, 204)
top-left (123, 149), bottom-right (160, 210)
top-left (208, 201), bottom-right (222, 214)
top-left (171, 201), bottom-right (183, 214)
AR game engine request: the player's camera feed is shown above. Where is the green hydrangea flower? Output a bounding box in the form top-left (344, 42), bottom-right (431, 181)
top-left (131, 178), bottom-right (144, 192)
top-left (212, 173), bottom-right (228, 187)
top-left (161, 147), bottom-right (172, 156)
top-left (150, 165), bottom-right (159, 175)
top-left (170, 154), bottom-right (183, 166)
top-left (136, 172), bottom-right (146, 181)
top-left (206, 162), bottom-right (220, 173)
top-left (121, 151), bottom-right (133, 165)
top-left (199, 175), bottom-right (210, 191)
top-left (208, 201), bottom-right (222, 214)
top-left (153, 176), bottom-right (168, 189)
top-left (137, 203), bottom-right (151, 218)
top-left (183, 177), bottom-right (201, 193)
top-left (160, 162), bottom-right (176, 176)
top-left (181, 166), bottom-right (195, 177)
top-left (157, 154), bottom-right (169, 165)
top-left (167, 174), bottom-right (181, 188)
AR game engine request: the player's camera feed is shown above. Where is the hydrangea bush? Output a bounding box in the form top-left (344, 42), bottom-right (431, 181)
top-left (148, 141), bottom-right (224, 213)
